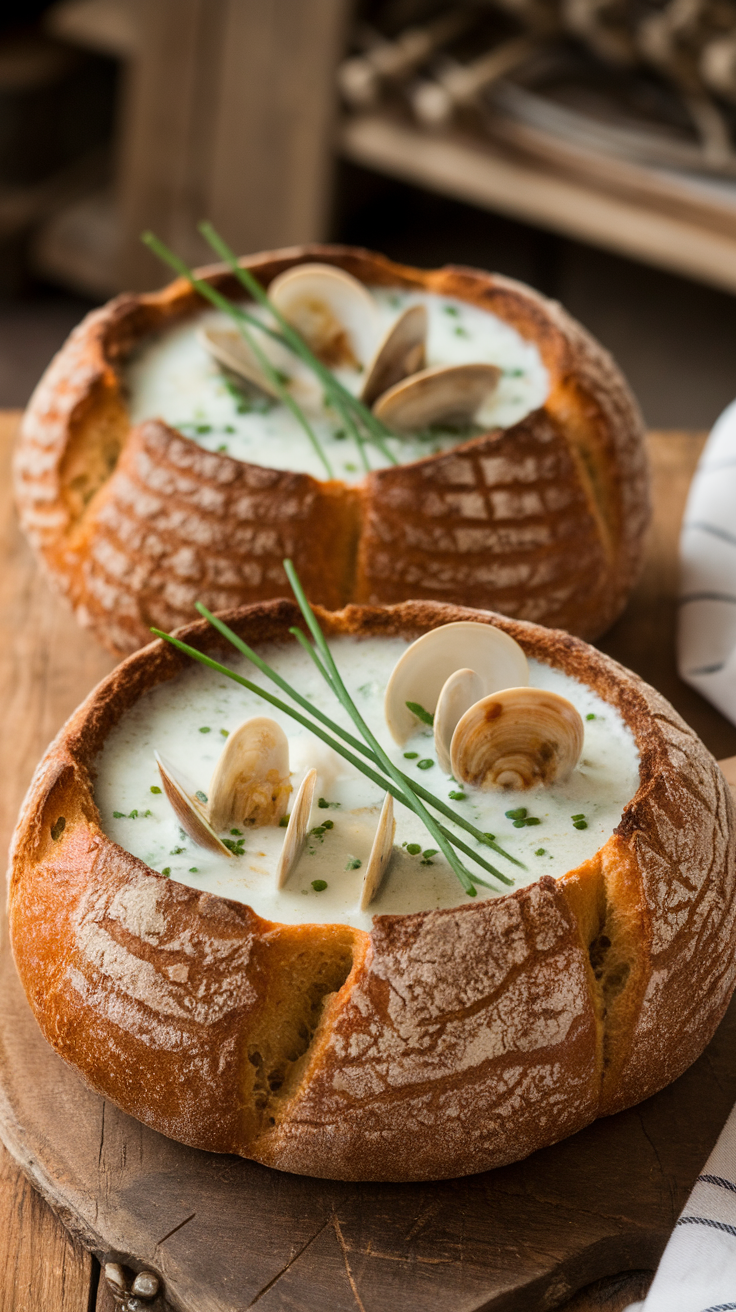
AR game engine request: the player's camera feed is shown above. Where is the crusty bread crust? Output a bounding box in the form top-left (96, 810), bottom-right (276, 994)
top-left (8, 600), bottom-right (735, 1180)
top-left (14, 245), bottom-right (649, 656)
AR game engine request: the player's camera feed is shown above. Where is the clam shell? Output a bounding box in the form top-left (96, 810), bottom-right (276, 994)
top-left (359, 792), bottom-right (396, 911)
top-left (372, 362), bottom-right (500, 432)
top-left (268, 263), bottom-right (379, 368)
top-left (275, 767), bottom-right (317, 889)
top-left (433, 668), bottom-right (485, 773)
top-left (154, 752), bottom-right (232, 856)
top-left (208, 717), bottom-right (291, 831)
top-left (199, 326), bottom-right (281, 399)
top-left (384, 621), bottom-right (529, 745)
top-left (450, 687), bottom-right (584, 791)
top-left (361, 304), bottom-right (427, 406)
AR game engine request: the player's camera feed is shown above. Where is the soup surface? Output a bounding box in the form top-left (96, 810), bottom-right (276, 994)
top-left (125, 288), bottom-right (549, 483)
top-left (95, 636), bottom-right (640, 930)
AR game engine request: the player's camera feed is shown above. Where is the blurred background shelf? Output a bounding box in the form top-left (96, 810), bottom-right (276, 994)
top-left (339, 109), bottom-right (736, 295)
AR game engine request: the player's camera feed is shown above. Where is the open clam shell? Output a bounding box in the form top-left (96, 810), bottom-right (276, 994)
top-left (208, 717), bottom-right (291, 832)
top-left (385, 621), bottom-right (529, 745)
top-left (268, 263), bottom-right (379, 369)
top-left (359, 792), bottom-right (396, 911)
top-left (275, 767), bottom-right (317, 889)
top-left (154, 752), bottom-right (232, 856)
top-left (361, 304), bottom-right (427, 406)
top-left (450, 687), bottom-right (584, 791)
top-left (433, 668), bottom-right (485, 774)
top-left (199, 327), bottom-right (281, 400)
top-left (372, 362), bottom-right (500, 432)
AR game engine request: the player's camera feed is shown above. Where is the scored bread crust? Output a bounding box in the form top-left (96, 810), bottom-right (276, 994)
top-left (8, 600), bottom-right (735, 1181)
top-left (14, 245), bottom-right (649, 657)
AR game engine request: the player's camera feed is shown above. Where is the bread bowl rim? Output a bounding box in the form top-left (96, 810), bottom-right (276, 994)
top-left (11, 595), bottom-right (658, 934)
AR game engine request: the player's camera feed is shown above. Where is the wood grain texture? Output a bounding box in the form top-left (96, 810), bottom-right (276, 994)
top-left (0, 417), bottom-right (734, 1311)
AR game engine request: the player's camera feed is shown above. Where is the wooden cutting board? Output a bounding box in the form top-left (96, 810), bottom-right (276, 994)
top-left (2, 414), bottom-right (736, 1312)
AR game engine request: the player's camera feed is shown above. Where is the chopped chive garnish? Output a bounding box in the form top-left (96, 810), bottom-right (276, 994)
top-left (150, 785), bottom-right (162, 794)
top-left (406, 700), bottom-right (434, 727)
top-left (189, 867), bottom-right (198, 873)
top-left (403, 751), bottom-right (419, 760)
top-left (199, 726), bottom-right (211, 734)
top-left (113, 811), bottom-right (124, 818)
top-left (417, 759), bottom-right (434, 770)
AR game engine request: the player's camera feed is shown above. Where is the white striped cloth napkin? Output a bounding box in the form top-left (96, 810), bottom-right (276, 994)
top-left (678, 400), bottom-right (736, 724)
top-left (624, 1100), bottom-right (736, 1311)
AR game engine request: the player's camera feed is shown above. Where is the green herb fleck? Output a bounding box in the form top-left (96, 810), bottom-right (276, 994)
top-left (344, 462), bottom-right (358, 472)
top-left (318, 797), bottom-right (340, 809)
top-left (223, 837), bottom-right (246, 855)
top-left (189, 866), bottom-right (199, 873)
top-left (196, 423), bottom-right (212, 434)
top-left (170, 846), bottom-right (185, 855)
top-left (150, 785), bottom-right (162, 794)
top-left (333, 429), bottom-right (346, 441)
top-left (535, 848), bottom-right (546, 856)
top-left (230, 828), bottom-right (242, 835)
top-left (345, 857), bottom-right (362, 871)
top-left (506, 808), bottom-right (527, 820)
top-left (403, 751), bottom-right (419, 760)
top-left (405, 700), bottom-right (434, 727)
top-left (113, 811), bottom-right (124, 819)
top-left (224, 424), bottom-right (236, 433)
top-left (278, 814), bottom-right (290, 828)
top-left (417, 759), bottom-right (434, 770)
top-left (199, 726), bottom-right (211, 734)
top-left (525, 817), bottom-right (541, 826)
top-left (573, 820), bottom-right (588, 830)
top-left (454, 325), bottom-right (469, 338)
top-left (571, 813), bottom-right (586, 821)
top-left (195, 790), bottom-right (208, 804)
top-left (220, 728), bottom-right (229, 737)
top-left (482, 832), bottom-right (496, 843)
top-left (311, 879), bottom-right (328, 891)
top-left (586, 713), bottom-right (596, 721)
top-left (161, 867), bottom-right (171, 877)
top-left (406, 843), bottom-right (422, 855)
top-left (217, 444), bottom-right (228, 453)
top-left (444, 304), bottom-right (459, 317)
top-left (423, 849), bottom-right (438, 858)
top-left (448, 790), bottom-right (466, 801)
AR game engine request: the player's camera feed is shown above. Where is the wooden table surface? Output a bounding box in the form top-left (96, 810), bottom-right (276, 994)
top-left (1, 410), bottom-right (734, 1312)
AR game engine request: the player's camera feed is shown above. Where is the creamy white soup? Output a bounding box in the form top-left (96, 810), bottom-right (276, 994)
top-left (95, 636), bottom-right (640, 931)
top-left (125, 288), bottom-right (549, 484)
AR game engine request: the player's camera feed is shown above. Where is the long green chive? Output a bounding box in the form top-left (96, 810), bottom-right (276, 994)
top-left (196, 601), bottom-right (522, 869)
top-left (141, 231), bottom-right (335, 480)
top-left (281, 560), bottom-right (479, 895)
top-left (151, 627), bottom-right (512, 890)
top-left (197, 221), bottom-right (399, 466)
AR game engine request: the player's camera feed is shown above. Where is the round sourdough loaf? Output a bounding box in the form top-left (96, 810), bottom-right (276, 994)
top-left (14, 245), bottom-right (649, 657)
top-left (8, 600), bottom-right (736, 1182)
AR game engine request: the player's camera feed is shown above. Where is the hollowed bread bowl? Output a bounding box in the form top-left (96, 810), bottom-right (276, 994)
top-left (9, 599), bottom-right (736, 1182)
top-left (14, 244), bottom-right (649, 657)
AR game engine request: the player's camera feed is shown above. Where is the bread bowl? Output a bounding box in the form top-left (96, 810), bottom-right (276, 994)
top-left (14, 244), bottom-right (649, 657)
top-left (9, 598), bottom-right (736, 1182)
